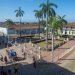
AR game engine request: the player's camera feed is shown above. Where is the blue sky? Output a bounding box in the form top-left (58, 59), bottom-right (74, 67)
top-left (0, 0), bottom-right (75, 22)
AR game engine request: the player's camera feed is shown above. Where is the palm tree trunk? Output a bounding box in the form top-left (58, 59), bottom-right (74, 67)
top-left (51, 29), bottom-right (54, 63)
top-left (15, 29), bottom-right (17, 44)
top-left (46, 12), bottom-right (48, 50)
top-left (38, 18), bottom-right (40, 39)
top-left (46, 0), bottom-right (49, 50)
top-left (42, 15), bottom-right (43, 21)
top-left (19, 16), bottom-right (21, 38)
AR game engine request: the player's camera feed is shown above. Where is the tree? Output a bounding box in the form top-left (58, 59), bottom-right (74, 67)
top-left (39, 20), bottom-right (46, 27)
top-left (48, 15), bottom-right (67, 62)
top-left (34, 10), bottom-right (43, 39)
top-left (57, 15), bottom-right (67, 30)
top-left (40, 0), bottom-right (57, 50)
top-left (5, 19), bottom-right (15, 27)
top-left (15, 7), bottom-right (24, 38)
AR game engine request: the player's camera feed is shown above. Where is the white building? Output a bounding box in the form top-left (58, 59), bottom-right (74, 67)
top-left (0, 27), bottom-right (7, 35)
top-left (0, 22), bottom-right (44, 38)
top-left (0, 22), bottom-right (75, 39)
top-left (62, 23), bottom-right (75, 36)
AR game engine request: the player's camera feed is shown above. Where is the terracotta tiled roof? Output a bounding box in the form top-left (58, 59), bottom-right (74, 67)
top-left (8, 24), bottom-right (44, 30)
top-left (0, 22), bottom-right (44, 29)
top-left (63, 22), bottom-right (75, 28)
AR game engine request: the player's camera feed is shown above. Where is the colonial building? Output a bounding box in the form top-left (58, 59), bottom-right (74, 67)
top-left (0, 22), bottom-right (44, 42)
top-left (1, 22), bottom-right (75, 42)
top-left (62, 23), bottom-right (75, 36)
top-left (8, 23), bottom-right (44, 37)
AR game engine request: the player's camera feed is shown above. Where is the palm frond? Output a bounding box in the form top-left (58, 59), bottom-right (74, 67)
top-left (14, 10), bottom-right (18, 12)
top-left (50, 8), bottom-right (56, 17)
top-left (50, 3), bottom-right (57, 8)
top-left (40, 3), bottom-right (46, 8)
top-left (15, 7), bottom-right (24, 17)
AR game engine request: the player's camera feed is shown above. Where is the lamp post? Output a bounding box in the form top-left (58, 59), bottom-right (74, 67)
top-left (24, 36), bottom-right (26, 51)
top-left (7, 28), bottom-right (9, 49)
top-left (30, 29), bottom-right (32, 42)
top-left (15, 29), bottom-right (17, 45)
top-left (38, 46), bottom-right (41, 59)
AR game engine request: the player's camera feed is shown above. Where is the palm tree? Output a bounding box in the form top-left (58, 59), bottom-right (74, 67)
top-left (39, 20), bottom-right (46, 27)
top-left (40, 0), bottom-right (57, 50)
top-left (5, 19), bottom-right (15, 48)
top-left (15, 7), bottom-right (24, 38)
top-left (58, 15), bottom-right (67, 30)
top-left (34, 10), bottom-right (43, 39)
top-left (49, 15), bottom-right (67, 62)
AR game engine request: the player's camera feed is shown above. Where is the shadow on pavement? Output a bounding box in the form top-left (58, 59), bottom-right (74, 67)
top-left (60, 58), bottom-right (75, 61)
top-left (0, 59), bottom-right (75, 75)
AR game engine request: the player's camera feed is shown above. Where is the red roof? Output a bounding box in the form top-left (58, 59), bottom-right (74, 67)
top-left (63, 22), bottom-right (75, 28)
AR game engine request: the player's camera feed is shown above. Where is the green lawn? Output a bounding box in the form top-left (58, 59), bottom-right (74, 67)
top-left (37, 39), bottom-right (63, 48)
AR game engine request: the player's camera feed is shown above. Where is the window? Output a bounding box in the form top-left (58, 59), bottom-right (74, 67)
top-left (71, 27), bottom-right (72, 29)
top-left (65, 30), bottom-right (67, 34)
top-left (69, 31), bottom-right (70, 34)
top-left (72, 31), bottom-right (73, 34)
top-left (8, 28), bottom-right (15, 34)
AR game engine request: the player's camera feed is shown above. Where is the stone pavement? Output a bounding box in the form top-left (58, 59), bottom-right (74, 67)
top-left (41, 40), bottom-right (75, 62)
top-left (0, 40), bottom-right (75, 75)
top-left (0, 40), bottom-right (75, 65)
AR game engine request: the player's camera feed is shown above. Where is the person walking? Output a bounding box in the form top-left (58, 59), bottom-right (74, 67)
top-left (0, 66), bottom-right (4, 75)
top-left (4, 56), bottom-right (8, 64)
top-left (1, 55), bottom-right (3, 62)
top-left (21, 49), bottom-right (24, 53)
top-left (7, 68), bottom-right (12, 75)
top-left (0, 66), bottom-right (7, 75)
top-left (14, 64), bottom-right (18, 75)
top-left (23, 52), bottom-right (26, 59)
top-left (33, 56), bottom-right (37, 69)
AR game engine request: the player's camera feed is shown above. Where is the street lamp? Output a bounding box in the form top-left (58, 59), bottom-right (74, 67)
top-left (7, 28), bottom-right (9, 49)
top-left (38, 46), bottom-right (41, 59)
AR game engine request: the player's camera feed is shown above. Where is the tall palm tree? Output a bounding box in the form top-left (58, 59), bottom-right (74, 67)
top-left (40, 0), bottom-right (57, 50)
top-left (5, 19), bottom-right (15, 48)
top-left (34, 10), bottom-right (43, 39)
top-left (39, 20), bottom-right (46, 27)
top-left (49, 15), bottom-right (67, 62)
top-left (58, 15), bottom-right (67, 29)
top-left (15, 7), bottom-right (24, 38)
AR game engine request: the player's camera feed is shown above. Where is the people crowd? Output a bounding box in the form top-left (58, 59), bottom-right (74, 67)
top-left (0, 65), bottom-right (19, 75)
top-left (0, 43), bottom-right (39, 75)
